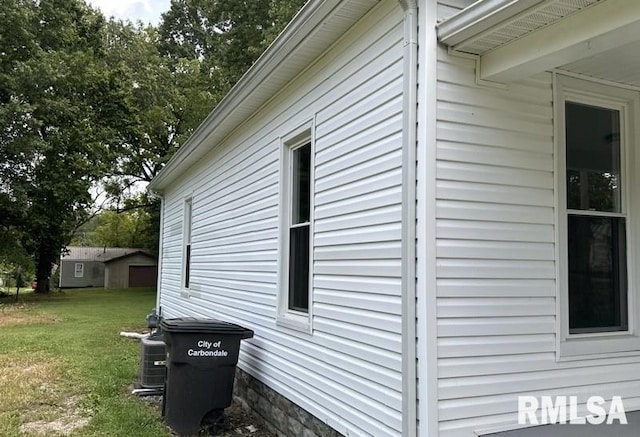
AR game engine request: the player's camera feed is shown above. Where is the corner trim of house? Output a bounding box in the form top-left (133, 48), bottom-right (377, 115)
top-left (399, 0), bottom-right (418, 436)
top-left (417, 0), bottom-right (440, 436)
top-left (153, 193), bottom-right (165, 314)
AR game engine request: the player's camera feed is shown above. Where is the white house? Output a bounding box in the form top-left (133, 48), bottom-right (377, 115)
top-left (148, 0), bottom-right (640, 435)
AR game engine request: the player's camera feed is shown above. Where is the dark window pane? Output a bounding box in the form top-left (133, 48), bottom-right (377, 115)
top-left (566, 102), bottom-right (621, 212)
top-left (184, 199), bottom-right (192, 289)
top-left (568, 215), bottom-right (627, 333)
top-left (292, 143), bottom-right (311, 224)
top-left (289, 225), bottom-right (309, 312)
top-left (184, 244), bottom-right (191, 289)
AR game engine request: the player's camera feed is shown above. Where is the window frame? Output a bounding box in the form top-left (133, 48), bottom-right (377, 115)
top-left (277, 120), bottom-right (314, 332)
top-left (555, 73), bottom-right (640, 359)
top-left (181, 196), bottom-right (193, 298)
top-left (74, 263), bottom-right (84, 278)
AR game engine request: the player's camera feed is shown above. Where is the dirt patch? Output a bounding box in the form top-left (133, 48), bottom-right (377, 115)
top-left (0, 357), bottom-right (61, 412)
top-left (218, 399), bottom-right (275, 437)
top-left (0, 355), bottom-right (89, 436)
top-left (139, 395), bottom-right (274, 436)
top-left (0, 302), bottom-right (61, 327)
top-left (0, 313), bottom-right (61, 327)
top-left (19, 397), bottom-right (90, 437)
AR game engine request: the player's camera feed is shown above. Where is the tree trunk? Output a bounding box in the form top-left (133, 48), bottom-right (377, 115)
top-left (34, 255), bottom-right (51, 293)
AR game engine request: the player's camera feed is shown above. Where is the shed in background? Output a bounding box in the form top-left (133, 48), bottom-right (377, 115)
top-left (59, 247), bottom-right (157, 289)
top-left (104, 251), bottom-right (158, 289)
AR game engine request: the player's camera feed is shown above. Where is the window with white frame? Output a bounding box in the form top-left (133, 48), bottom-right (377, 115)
top-left (288, 142), bottom-right (311, 312)
top-left (182, 197), bottom-right (193, 293)
top-left (557, 75), bottom-right (640, 357)
top-left (278, 122), bottom-right (313, 329)
top-left (74, 263), bottom-right (84, 278)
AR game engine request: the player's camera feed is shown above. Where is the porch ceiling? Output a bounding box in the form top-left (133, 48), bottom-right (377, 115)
top-left (559, 41), bottom-right (640, 88)
top-left (437, 0), bottom-right (640, 86)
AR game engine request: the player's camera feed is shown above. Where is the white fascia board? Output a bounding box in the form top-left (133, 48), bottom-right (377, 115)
top-left (149, 0), bottom-right (377, 193)
top-left (436, 0), bottom-right (546, 49)
top-left (480, 0), bottom-right (640, 83)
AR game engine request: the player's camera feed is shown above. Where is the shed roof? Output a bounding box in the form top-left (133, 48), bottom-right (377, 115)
top-left (62, 246), bottom-right (151, 262)
top-left (102, 250), bottom-right (157, 264)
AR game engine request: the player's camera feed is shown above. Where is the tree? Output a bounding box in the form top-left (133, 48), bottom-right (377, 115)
top-left (158, 0), bottom-right (307, 103)
top-left (102, 21), bottom-right (215, 188)
top-left (71, 193), bottom-right (160, 252)
top-left (0, 0), bottom-right (37, 271)
top-left (93, 2), bottom-right (305, 252)
top-left (2, 0), bottom-right (308, 293)
top-left (0, 0), bottom-right (125, 292)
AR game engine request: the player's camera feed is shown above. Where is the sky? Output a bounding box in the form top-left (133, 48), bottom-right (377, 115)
top-left (86, 0), bottom-right (171, 26)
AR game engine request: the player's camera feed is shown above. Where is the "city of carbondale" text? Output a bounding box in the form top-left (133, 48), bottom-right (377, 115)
top-left (187, 340), bottom-right (229, 357)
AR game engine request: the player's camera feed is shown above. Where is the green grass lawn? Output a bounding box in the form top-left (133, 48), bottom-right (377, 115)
top-left (0, 288), bottom-right (171, 437)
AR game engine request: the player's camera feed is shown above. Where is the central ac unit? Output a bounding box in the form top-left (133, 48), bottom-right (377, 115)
top-left (138, 334), bottom-right (166, 389)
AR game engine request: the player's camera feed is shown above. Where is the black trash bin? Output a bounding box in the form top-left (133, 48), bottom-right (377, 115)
top-left (160, 317), bottom-right (254, 436)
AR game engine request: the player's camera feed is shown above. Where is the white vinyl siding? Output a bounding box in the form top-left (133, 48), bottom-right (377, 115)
top-left (435, 47), bottom-right (640, 436)
top-left (157, 1), bottom-right (404, 435)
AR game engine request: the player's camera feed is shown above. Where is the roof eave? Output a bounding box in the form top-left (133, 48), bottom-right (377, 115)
top-left (149, 0), bottom-right (380, 193)
top-left (436, 0), bottom-right (546, 51)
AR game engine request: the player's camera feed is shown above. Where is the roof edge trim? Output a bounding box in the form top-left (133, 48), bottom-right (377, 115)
top-left (436, 0), bottom-right (546, 48)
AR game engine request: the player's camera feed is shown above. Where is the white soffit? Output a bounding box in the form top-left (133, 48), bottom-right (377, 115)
top-left (437, 0), bottom-right (601, 55)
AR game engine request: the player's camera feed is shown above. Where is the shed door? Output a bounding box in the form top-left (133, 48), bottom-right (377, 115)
top-left (128, 265), bottom-right (157, 288)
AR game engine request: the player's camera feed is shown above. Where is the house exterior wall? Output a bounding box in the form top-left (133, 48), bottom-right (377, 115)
top-left (157, 1), bottom-right (405, 435)
top-left (434, 46), bottom-right (640, 436)
top-left (104, 254), bottom-right (157, 289)
top-left (59, 260), bottom-right (104, 288)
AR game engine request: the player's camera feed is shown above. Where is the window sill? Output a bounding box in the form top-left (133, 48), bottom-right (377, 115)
top-left (276, 312), bottom-right (311, 334)
top-left (558, 333), bottom-right (640, 360)
top-left (180, 283), bottom-right (202, 299)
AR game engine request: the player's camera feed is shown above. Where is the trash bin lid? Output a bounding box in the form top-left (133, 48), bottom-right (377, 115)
top-left (160, 317), bottom-right (253, 339)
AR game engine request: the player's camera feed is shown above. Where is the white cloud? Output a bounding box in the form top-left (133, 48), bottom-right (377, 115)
top-left (87, 0), bottom-right (170, 25)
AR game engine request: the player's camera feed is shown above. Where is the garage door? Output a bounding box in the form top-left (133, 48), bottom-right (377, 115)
top-left (128, 265), bottom-right (157, 288)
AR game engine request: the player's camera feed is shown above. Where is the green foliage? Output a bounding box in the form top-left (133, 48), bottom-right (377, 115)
top-left (0, 261), bottom-right (33, 292)
top-left (102, 21), bottom-right (216, 186)
top-left (94, 0), bottom-right (305, 251)
top-left (72, 195), bottom-right (160, 253)
top-left (0, 0), bottom-right (126, 292)
top-left (158, 0), bottom-right (307, 104)
top-left (1, 0), bottom-right (307, 292)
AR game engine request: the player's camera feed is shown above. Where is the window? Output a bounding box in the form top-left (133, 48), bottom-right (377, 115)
top-left (182, 198), bottom-right (192, 294)
top-left (278, 122), bottom-right (314, 330)
top-left (565, 102), bottom-right (627, 334)
top-left (557, 75), bottom-right (640, 357)
top-left (288, 142), bottom-right (311, 312)
top-left (74, 263), bottom-right (84, 278)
